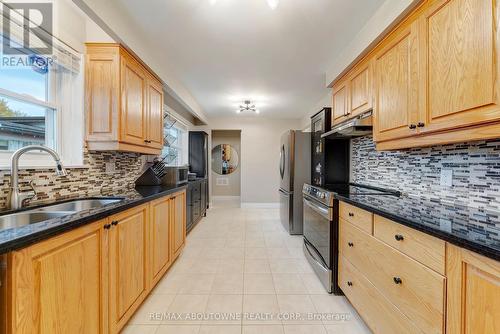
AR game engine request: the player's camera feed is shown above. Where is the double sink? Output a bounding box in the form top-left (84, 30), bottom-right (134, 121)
top-left (0, 198), bottom-right (124, 231)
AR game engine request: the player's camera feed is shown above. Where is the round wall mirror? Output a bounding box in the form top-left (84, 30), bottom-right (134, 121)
top-left (212, 144), bottom-right (239, 175)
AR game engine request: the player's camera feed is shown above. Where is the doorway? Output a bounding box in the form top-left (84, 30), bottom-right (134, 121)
top-left (211, 130), bottom-right (242, 206)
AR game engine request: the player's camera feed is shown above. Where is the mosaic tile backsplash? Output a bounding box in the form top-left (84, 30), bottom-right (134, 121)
top-left (0, 150), bottom-right (146, 210)
top-left (351, 136), bottom-right (500, 211)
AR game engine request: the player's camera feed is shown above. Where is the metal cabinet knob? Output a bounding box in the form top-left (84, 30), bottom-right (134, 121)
top-left (348, 242), bottom-right (354, 247)
top-left (348, 212), bottom-right (354, 217)
top-left (409, 124), bottom-right (417, 129)
top-left (394, 234), bottom-right (404, 241)
top-left (347, 281), bottom-right (353, 287)
top-left (111, 220), bottom-right (119, 226)
top-left (103, 224), bottom-right (111, 230)
top-left (417, 122), bottom-right (425, 127)
top-left (393, 277), bottom-right (403, 285)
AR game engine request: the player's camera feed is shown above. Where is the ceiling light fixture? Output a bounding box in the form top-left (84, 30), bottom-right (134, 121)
top-left (238, 100), bottom-right (259, 114)
top-left (267, 0), bottom-right (279, 10)
top-left (209, 0), bottom-right (278, 10)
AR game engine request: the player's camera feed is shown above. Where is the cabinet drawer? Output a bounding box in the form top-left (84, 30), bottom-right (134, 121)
top-left (374, 215), bottom-right (445, 275)
top-left (339, 219), bottom-right (445, 334)
top-left (339, 256), bottom-right (422, 334)
top-left (339, 202), bottom-right (373, 234)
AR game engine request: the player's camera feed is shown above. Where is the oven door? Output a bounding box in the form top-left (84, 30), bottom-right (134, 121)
top-left (303, 196), bottom-right (332, 267)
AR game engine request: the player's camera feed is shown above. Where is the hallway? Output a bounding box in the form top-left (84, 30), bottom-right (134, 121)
top-left (122, 202), bottom-right (371, 334)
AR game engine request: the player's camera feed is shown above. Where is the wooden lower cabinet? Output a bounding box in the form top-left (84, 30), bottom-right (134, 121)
top-left (339, 256), bottom-right (422, 334)
top-left (5, 219), bottom-right (109, 334)
top-left (108, 204), bottom-right (149, 333)
top-left (446, 244), bottom-right (500, 334)
top-left (3, 190), bottom-right (187, 334)
top-left (149, 196), bottom-right (172, 287)
top-left (338, 201), bottom-right (500, 334)
top-left (171, 191), bottom-right (186, 259)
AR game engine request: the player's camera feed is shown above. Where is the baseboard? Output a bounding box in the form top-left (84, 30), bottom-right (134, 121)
top-left (211, 196), bottom-right (241, 201)
top-left (240, 202), bottom-right (280, 208)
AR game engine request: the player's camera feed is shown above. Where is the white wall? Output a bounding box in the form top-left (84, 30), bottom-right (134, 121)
top-left (325, 0), bottom-right (421, 86)
top-left (195, 117), bottom-right (301, 204)
top-left (299, 91), bottom-right (332, 131)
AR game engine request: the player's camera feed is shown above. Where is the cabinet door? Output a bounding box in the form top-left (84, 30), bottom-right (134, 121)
top-left (150, 196), bottom-right (172, 287)
top-left (109, 205), bottom-right (149, 333)
top-left (419, 0), bottom-right (500, 133)
top-left (171, 191), bottom-right (186, 258)
top-left (7, 220), bottom-right (108, 334)
top-left (146, 77), bottom-right (164, 149)
top-left (85, 46), bottom-right (120, 142)
top-left (120, 53), bottom-right (147, 146)
top-left (373, 21), bottom-right (420, 142)
top-left (446, 244), bottom-right (500, 334)
top-left (349, 61), bottom-right (372, 117)
top-left (332, 81), bottom-right (349, 124)
top-left (200, 180), bottom-right (207, 215)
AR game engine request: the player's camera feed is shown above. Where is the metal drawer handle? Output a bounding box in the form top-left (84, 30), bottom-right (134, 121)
top-left (347, 281), bottom-right (353, 287)
top-left (348, 212), bottom-right (354, 217)
top-left (394, 234), bottom-right (404, 241)
top-left (348, 242), bottom-right (354, 247)
top-left (393, 277), bottom-right (402, 285)
top-left (408, 124), bottom-right (416, 129)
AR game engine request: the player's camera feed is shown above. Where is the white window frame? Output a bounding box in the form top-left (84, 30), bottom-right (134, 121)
top-left (0, 2), bottom-right (85, 170)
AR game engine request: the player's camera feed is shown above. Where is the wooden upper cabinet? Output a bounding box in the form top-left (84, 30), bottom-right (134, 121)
top-left (146, 75), bottom-right (164, 149)
top-left (446, 244), bottom-right (500, 334)
top-left (332, 59), bottom-right (373, 127)
top-left (6, 220), bottom-right (108, 334)
top-left (419, 0), bottom-right (500, 134)
top-left (349, 61), bottom-right (372, 117)
top-left (85, 43), bottom-right (163, 155)
top-left (332, 81), bottom-right (349, 124)
top-left (120, 53), bottom-right (147, 146)
top-left (108, 205), bottom-right (149, 333)
top-left (373, 21), bottom-right (420, 142)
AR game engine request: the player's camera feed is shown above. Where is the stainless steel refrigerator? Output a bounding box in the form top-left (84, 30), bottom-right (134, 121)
top-left (279, 130), bottom-right (311, 235)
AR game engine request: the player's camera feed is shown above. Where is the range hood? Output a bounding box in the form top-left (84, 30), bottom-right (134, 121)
top-left (321, 111), bottom-right (373, 139)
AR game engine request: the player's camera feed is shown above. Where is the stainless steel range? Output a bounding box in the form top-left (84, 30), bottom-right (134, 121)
top-left (302, 183), bottom-right (399, 294)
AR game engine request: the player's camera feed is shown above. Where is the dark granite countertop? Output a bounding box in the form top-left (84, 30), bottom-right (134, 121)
top-left (0, 184), bottom-right (187, 254)
top-left (335, 193), bottom-right (500, 261)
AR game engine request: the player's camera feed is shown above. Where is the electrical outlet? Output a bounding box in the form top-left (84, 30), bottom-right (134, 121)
top-left (105, 161), bottom-right (116, 174)
top-left (440, 169), bottom-right (453, 187)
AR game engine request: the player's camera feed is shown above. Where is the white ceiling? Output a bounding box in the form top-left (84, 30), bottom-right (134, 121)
top-left (117, 0), bottom-right (385, 119)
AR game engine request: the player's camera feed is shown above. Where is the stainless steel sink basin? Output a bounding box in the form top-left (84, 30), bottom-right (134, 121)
top-left (0, 198), bottom-right (124, 231)
top-left (36, 198), bottom-right (123, 213)
top-left (0, 211), bottom-right (71, 230)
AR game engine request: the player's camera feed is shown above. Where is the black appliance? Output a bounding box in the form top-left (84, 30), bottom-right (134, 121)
top-left (311, 108), bottom-right (349, 187)
top-left (189, 131), bottom-right (209, 178)
top-left (302, 183), bottom-right (399, 294)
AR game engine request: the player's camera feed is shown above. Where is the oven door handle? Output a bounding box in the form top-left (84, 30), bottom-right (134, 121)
top-left (303, 197), bottom-right (331, 220)
top-left (303, 239), bottom-right (328, 269)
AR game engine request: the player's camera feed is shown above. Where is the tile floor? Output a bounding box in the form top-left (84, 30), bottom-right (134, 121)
top-left (122, 199), bottom-right (371, 334)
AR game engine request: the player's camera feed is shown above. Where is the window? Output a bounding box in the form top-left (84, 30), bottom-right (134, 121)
top-left (162, 109), bottom-right (188, 166)
top-left (0, 3), bottom-right (84, 168)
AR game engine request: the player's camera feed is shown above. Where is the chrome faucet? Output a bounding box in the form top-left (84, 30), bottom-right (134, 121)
top-left (8, 145), bottom-right (67, 210)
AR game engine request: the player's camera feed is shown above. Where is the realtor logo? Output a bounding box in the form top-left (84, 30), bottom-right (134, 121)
top-left (2, 2), bottom-right (53, 55)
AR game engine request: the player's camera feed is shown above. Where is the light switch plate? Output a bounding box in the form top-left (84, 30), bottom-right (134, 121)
top-left (440, 169), bottom-right (453, 187)
top-left (105, 161), bottom-right (116, 174)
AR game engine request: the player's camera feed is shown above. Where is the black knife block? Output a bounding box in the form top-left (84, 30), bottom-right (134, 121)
top-left (135, 167), bottom-right (162, 186)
